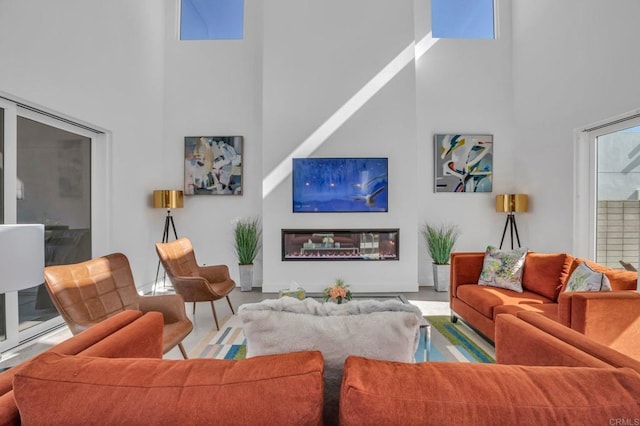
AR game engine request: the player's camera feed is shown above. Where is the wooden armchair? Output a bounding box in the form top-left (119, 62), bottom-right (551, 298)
top-left (44, 253), bottom-right (193, 358)
top-left (155, 238), bottom-right (235, 330)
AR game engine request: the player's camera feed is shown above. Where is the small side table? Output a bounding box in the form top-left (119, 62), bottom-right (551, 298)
top-left (278, 288), bottom-right (306, 300)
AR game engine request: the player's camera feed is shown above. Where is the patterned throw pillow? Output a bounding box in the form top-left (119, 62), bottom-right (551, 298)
top-left (478, 246), bottom-right (528, 293)
top-left (564, 262), bottom-right (612, 292)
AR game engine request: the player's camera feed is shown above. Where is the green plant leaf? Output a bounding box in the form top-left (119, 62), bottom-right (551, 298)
top-left (421, 223), bottom-right (459, 265)
top-left (234, 217), bottom-right (262, 265)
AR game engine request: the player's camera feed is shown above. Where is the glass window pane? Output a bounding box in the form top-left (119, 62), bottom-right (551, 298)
top-left (432, 0), bottom-right (495, 39)
top-left (596, 125), bottom-right (640, 269)
top-left (17, 117), bottom-right (92, 331)
top-left (181, 0), bottom-right (244, 40)
top-left (0, 111), bottom-right (4, 342)
top-left (0, 108), bottom-right (4, 223)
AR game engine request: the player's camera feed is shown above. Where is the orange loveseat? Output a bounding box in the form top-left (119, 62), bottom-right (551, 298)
top-left (450, 252), bottom-right (638, 342)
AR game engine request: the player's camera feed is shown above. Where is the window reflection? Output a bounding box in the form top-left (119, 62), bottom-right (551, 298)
top-left (17, 117), bottom-right (91, 331)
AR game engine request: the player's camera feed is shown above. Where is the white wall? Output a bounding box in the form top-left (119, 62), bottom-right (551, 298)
top-left (2, 0), bottom-right (640, 292)
top-left (261, 0), bottom-right (418, 292)
top-left (512, 0), bottom-right (640, 254)
top-left (415, 0), bottom-right (515, 283)
top-left (0, 0), bottom-right (166, 285)
top-left (161, 0), bottom-right (263, 287)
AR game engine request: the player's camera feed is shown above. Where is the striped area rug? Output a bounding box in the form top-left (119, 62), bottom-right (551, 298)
top-left (195, 315), bottom-right (247, 360)
top-left (194, 314), bottom-right (494, 363)
top-left (425, 315), bottom-right (494, 363)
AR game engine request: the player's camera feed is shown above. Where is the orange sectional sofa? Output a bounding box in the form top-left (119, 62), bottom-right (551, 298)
top-left (3, 310), bottom-right (324, 425)
top-left (0, 310), bottom-right (165, 425)
top-left (340, 309), bottom-right (640, 425)
top-left (450, 251), bottom-right (638, 342)
top-left (5, 307), bottom-right (640, 425)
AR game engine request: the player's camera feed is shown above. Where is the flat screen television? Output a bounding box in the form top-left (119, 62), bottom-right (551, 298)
top-left (292, 157), bottom-right (388, 213)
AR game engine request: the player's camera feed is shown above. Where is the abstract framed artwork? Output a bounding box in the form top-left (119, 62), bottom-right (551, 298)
top-left (292, 157), bottom-right (388, 212)
top-left (184, 136), bottom-right (243, 195)
top-left (434, 134), bottom-right (493, 193)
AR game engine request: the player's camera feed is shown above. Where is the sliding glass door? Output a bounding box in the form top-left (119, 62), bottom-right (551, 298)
top-left (0, 98), bottom-right (104, 351)
top-left (576, 115), bottom-right (640, 267)
top-left (16, 115), bottom-right (92, 334)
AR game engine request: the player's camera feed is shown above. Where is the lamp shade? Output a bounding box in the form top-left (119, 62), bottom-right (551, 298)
top-left (495, 194), bottom-right (528, 213)
top-left (0, 224), bottom-right (44, 293)
top-left (153, 190), bottom-right (184, 209)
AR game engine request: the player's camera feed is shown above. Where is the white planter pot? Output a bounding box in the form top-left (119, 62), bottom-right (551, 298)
top-left (433, 263), bottom-right (450, 292)
top-left (238, 264), bottom-right (253, 292)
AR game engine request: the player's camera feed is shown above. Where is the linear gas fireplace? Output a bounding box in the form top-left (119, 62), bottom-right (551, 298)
top-left (282, 229), bottom-right (399, 261)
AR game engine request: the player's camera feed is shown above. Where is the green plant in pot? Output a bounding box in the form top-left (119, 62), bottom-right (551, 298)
top-left (234, 217), bottom-right (262, 292)
top-left (421, 223), bottom-right (460, 292)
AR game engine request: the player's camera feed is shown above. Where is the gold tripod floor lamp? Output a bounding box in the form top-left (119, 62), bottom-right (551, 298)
top-left (153, 189), bottom-right (183, 293)
top-left (496, 194), bottom-right (528, 250)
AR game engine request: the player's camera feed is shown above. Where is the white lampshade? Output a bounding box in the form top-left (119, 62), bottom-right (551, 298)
top-left (0, 224), bottom-right (44, 293)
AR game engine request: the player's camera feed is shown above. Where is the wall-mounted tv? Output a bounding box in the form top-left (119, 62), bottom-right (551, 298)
top-left (292, 157), bottom-right (388, 213)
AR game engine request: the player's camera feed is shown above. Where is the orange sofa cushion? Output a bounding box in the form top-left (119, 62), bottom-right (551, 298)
top-left (521, 252), bottom-right (574, 300)
top-left (456, 285), bottom-right (552, 319)
top-left (340, 356), bottom-right (640, 425)
top-left (14, 351), bottom-right (324, 426)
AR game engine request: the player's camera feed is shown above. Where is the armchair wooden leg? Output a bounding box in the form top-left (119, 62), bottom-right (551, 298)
top-left (193, 302), bottom-right (196, 315)
top-left (178, 343), bottom-right (188, 359)
top-left (226, 295), bottom-right (235, 315)
top-left (210, 301), bottom-right (220, 330)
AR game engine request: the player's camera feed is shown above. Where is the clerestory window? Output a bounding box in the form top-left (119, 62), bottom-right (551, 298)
top-left (431, 0), bottom-right (495, 39)
top-left (180, 0), bottom-right (244, 40)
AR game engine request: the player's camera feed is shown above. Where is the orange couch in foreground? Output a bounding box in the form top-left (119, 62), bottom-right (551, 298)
top-left (5, 308), bottom-right (640, 425)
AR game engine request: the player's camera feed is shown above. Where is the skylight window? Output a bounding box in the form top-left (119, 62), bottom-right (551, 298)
top-left (431, 0), bottom-right (495, 39)
top-left (180, 0), bottom-right (244, 40)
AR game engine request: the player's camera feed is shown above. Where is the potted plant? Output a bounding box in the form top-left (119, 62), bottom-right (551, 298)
top-left (233, 217), bottom-right (262, 292)
top-left (421, 223), bottom-right (460, 292)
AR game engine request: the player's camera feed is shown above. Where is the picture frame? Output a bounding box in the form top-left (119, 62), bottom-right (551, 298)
top-left (184, 136), bottom-right (243, 195)
top-left (292, 157), bottom-right (388, 212)
top-left (434, 133), bottom-right (493, 193)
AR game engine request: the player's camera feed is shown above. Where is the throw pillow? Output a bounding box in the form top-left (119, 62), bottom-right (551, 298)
top-left (478, 246), bottom-right (528, 293)
top-left (564, 262), bottom-right (612, 292)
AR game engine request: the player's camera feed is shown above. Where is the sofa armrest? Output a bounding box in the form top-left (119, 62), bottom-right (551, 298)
top-left (450, 252), bottom-right (485, 297)
top-left (496, 311), bottom-right (640, 371)
top-left (78, 311), bottom-right (164, 359)
top-left (0, 310), bottom-right (163, 426)
top-left (558, 291), bottom-right (640, 358)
